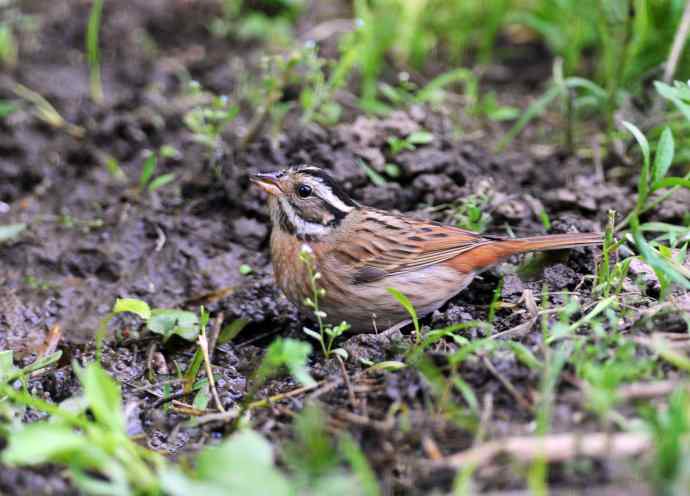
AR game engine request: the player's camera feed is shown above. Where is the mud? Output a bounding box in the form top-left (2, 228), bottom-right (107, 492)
top-left (0, 1), bottom-right (685, 494)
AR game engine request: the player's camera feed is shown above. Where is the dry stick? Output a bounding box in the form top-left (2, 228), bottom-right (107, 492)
top-left (248, 381), bottom-right (323, 409)
top-left (650, 0), bottom-right (690, 116)
top-left (481, 356), bottom-right (533, 412)
top-left (433, 431), bottom-right (651, 468)
top-left (206, 312), bottom-right (224, 363)
top-left (198, 332), bottom-right (225, 413)
top-left (337, 354), bottom-right (357, 409)
top-left (663, 0), bottom-right (690, 85)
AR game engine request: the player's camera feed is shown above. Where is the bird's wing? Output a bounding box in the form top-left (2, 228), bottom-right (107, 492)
top-left (331, 210), bottom-right (496, 284)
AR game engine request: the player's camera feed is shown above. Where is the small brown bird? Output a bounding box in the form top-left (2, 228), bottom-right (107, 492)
top-left (251, 166), bottom-right (601, 332)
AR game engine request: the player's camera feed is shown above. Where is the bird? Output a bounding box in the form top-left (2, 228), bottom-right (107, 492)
top-left (250, 165), bottom-right (601, 332)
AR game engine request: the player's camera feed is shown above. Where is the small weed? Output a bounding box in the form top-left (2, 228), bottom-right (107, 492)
top-left (183, 82), bottom-right (239, 150)
top-left (138, 152), bottom-right (177, 193)
top-left (86, 0), bottom-right (104, 103)
top-left (0, 22), bottom-right (18, 68)
top-left (450, 193), bottom-right (492, 232)
top-left (1, 362), bottom-right (164, 494)
top-left (387, 287), bottom-right (421, 343)
top-left (387, 130), bottom-right (434, 155)
top-left (642, 388), bottom-right (690, 494)
top-left (299, 245), bottom-right (349, 359)
top-left (622, 120), bottom-right (690, 294)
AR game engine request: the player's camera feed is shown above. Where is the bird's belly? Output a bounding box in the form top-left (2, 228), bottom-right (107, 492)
top-left (319, 264), bottom-right (475, 332)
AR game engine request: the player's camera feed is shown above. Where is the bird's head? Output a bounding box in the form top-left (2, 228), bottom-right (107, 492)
top-left (250, 165), bottom-right (357, 240)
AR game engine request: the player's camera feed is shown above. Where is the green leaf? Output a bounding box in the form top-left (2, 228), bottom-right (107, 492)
top-left (655, 81), bottom-right (690, 123)
top-left (631, 215), bottom-right (690, 290)
top-left (0, 100), bottom-right (17, 118)
top-left (653, 127), bottom-right (674, 183)
top-left (0, 223), bottom-right (27, 243)
top-left (651, 177), bottom-right (690, 191)
top-left (159, 145), bottom-right (181, 159)
top-left (147, 173), bottom-right (176, 192)
top-left (498, 84), bottom-right (563, 150)
top-left (78, 362), bottom-right (124, 432)
top-left (406, 131), bottom-right (434, 144)
top-left (357, 159), bottom-right (387, 186)
top-left (138, 153), bottom-right (157, 190)
top-left (256, 338), bottom-right (315, 387)
top-left (104, 156), bottom-right (126, 181)
top-left (113, 298), bottom-right (151, 320)
top-left (147, 309), bottom-right (200, 341)
top-left (387, 287), bottom-right (419, 335)
top-left (218, 319), bottom-right (249, 344)
top-left (239, 264), bottom-right (253, 275)
top-left (384, 163), bottom-right (400, 178)
top-left (506, 342), bottom-right (543, 370)
top-left (18, 351), bottom-right (62, 378)
top-left (195, 430), bottom-right (291, 496)
top-left (623, 121), bottom-right (651, 210)
top-left (2, 424), bottom-right (93, 466)
top-left (339, 434), bottom-right (381, 496)
top-left (0, 350), bottom-right (18, 382)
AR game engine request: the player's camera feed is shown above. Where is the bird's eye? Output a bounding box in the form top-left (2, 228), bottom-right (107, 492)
top-left (296, 184), bottom-right (312, 198)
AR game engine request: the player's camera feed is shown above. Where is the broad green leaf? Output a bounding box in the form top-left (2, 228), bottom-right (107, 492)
top-left (2, 424), bottom-right (93, 465)
top-left (161, 469), bottom-right (230, 496)
top-left (78, 363), bottom-right (124, 432)
top-left (147, 309), bottom-right (199, 341)
top-left (194, 430), bottom-right (291, 496)
top-left (653, 128), bottom-right (674, 183)
top-left (113, 298), bottom-right (151, 320)
top-left (0, 223), bottom-right (26, 243)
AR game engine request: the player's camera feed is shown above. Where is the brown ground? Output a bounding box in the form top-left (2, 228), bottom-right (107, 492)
top-left (1, 1), bottom-right (688, 494)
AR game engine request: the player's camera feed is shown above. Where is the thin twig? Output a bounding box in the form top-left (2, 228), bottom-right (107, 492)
top-left (206, 312), bottom-right (224, 363)
top-left (663, 0), bottom-right (690, 84)
top-left (433, 431), bottom-right (651, 468)
top-left (482, 356), bottom-right (533, 412)
top-left (198, 333), bottom-right (225, 413)
top-left (337, 355), bottom-right (357, 409)
top-left (248, 381), bottom-right (323, 409)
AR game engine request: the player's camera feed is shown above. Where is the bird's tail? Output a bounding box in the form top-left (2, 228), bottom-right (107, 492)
top-left (449, 232), bottom-right (602, 272)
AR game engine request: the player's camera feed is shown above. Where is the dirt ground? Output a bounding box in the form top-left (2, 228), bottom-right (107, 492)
top-left (1, 1), bottom-right (689, 494)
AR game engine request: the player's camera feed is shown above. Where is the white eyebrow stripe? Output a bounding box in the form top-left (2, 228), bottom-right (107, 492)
top-left (315, 185), bottom-right (354, 214)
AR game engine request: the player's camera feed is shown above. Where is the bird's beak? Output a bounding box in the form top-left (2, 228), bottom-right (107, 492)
top-left (250, 171), bottom-right (283, 196)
